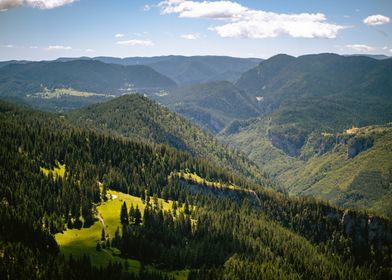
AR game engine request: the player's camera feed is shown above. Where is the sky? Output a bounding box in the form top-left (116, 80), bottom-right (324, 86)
top-left (0, 0), bottom-right (391, 60)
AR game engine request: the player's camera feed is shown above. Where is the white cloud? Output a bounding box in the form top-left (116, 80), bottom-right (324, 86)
top-left (29, 45), bottom-right (38, 49)
top-left (47, 45), bottom-right (72, 50)
top-left (0, 0), bottom-right (77, 10)
top-left (85, 48), bottom-right (94, 52)
top-left (180, 33), bottom-right (200, 40)
top-left (363, 14), bottom-right (390, 26)
top-left (143, 4), bottom-right (151, 11)
top-left (160, 0), bottom-right (247, 19)
top-left (159, 0), bottom-right (346, 39)
top-left (346, 44), bottom-right (375, 52)
top-left (389, 49), bottom-right (392, 54)
top-left (1, 44), bottom-right (14, 48)
top-left (116, 39), bottom-right (154, 47)
top-left (115, 33), bottom-right (125, 38)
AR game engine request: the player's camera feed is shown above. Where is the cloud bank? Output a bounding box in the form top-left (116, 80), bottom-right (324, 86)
top-left (0, 0), bottom-right (77, 10)
top-left (346, 44), bottom-right (375, 52)
top-left (181, 33), bottom-right (200, 40)
top-left (47, 45), bottom-right (72, 50)
top-left (159, 0), bottom-right (346, 39)
top-left (116, 39), bottom-right (154, 47)
top-left (363, 14), bottom-right (390, 26)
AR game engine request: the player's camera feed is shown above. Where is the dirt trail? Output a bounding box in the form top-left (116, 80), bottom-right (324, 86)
top-left (97, 213), bottom-right (105, 229)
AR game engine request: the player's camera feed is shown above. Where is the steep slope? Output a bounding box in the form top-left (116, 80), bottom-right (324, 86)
top-left (66, 94), bottom-right (265, 184)
top-left (153, 81), bottom-right (261, 133)
top-left (219, 53), bottom-right (392, 215)
top-left (0, 60), bottom-right (176, 97)
top-left (2, 100), bottom-right (392, 280)
top-left (236, 54), bottom-right (392, 134)
top-left (232, 53), bottom-right (392, 157)
top-left (281, 125), bottom-right (392, 216)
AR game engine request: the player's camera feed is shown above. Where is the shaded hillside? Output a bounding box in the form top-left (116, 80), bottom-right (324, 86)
top-left (0, 60), bottom-right (176, 98)
top-left (66, 94), bottom-right (265, 184)
top-left (153, 81), bottom-right (261, 133)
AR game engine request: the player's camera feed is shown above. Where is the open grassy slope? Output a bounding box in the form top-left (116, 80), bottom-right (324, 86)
top-left (55, 190), bottom-right (187, 279)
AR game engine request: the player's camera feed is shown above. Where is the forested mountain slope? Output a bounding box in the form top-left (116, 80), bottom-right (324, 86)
top-left (67, 94), bottom-right (265, 185)
top-left (1, 100), bottom-right (392, 279)
top-left (0, 60), bottom-right (176, 97)
top-left (235, 54), bottom-right (392, 145)
top-left (218, 53), bottom-right (392, 215)
top-left (152, 81), bottom-right (261, 133)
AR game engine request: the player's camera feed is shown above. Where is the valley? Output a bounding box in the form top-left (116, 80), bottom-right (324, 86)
top-left (0, 54), bottom-right (391, 280)
top-left (2, 1), bottom-right (392, 279)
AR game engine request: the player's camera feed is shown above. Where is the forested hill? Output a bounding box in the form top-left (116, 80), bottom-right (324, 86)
top-left (153, 81), bottom-right (262, 134)
top-left (1, 100), bottom-right (392, 279)
top-left (0, 60), bottom-right (176, 98)
top-left (235, 53), bottom-right (392, 134)
top-left (67, 94), bottom-right (266, 185)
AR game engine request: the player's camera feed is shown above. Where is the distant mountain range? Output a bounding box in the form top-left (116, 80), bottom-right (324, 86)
top-left (1, 53), bottom-right (391, 216)
top-left (52, 55), bottom-right (262, 85)
top-left (0, 59), bottom-right (176, 96)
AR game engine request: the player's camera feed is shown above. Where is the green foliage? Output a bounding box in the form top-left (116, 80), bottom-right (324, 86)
top-left (67, 94), bottom-right (266, 186)
top-left (2, 99), bottom-right (392, 280)
top-left (0, 60), bottom-right (176, 98)
top-left (155, 81), bottom-right (261, 133)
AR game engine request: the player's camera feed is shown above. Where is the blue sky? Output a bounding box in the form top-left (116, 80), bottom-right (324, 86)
top-left (0, 0), bottom-right (391, 60)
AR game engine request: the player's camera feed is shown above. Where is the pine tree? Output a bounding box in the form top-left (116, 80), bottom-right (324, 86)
top-left (153, 193), bottom-right (159, 210)
top-left (172, 201), bottom-right (177, 217)
top-left (120, 202), bottom-right (129, 226)
top-left (96, 242), bottom-right (101, 252)
top-left (184, 200), bottom-right (190, 215)
top-left (129, 204), bottom-right (135, 225)
top-left (134, 205), bottom-right (142, 226)
top-left (101, 228), bottom-right (106, 241)
top-left (102, 184), bottom-right (108, 201)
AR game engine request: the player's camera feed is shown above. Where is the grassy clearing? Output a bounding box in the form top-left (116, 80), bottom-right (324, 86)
top-left (55, 190), bottom-right (188, 278)
top-left (177, 172), bottom-right (240, 190)
top-left (40, 161), bottom-right (66, 178)
top-left (33, 87), bottom-right (115, 99)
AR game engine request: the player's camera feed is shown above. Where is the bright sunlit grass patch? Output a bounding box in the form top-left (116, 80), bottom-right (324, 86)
top-left (55, 190), bottom-right (185, 277)
top-left (40, 161), bottom-right (66, 178)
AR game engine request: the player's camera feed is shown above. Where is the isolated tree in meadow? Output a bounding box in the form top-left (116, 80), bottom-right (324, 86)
top-left (120, 201), bottom-right (129, 225)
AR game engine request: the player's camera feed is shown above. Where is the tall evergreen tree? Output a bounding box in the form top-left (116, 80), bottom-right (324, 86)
top-left (120, 202), bottom-right (129, 226)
